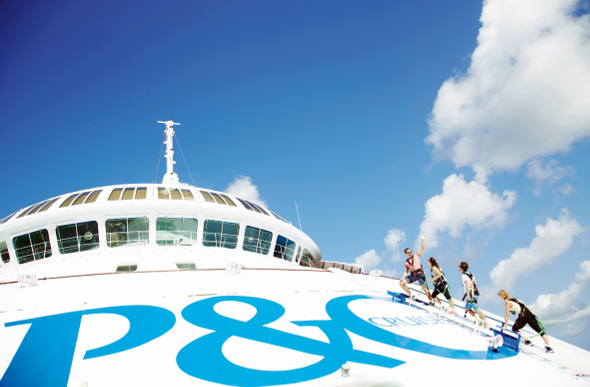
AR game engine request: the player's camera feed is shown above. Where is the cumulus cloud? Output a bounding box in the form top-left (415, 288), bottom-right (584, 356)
top-left (354, 249), bottom-right (382, 271)
top-left (419, 173), bottom-right (516, 247)
top-left (489, 209), bottom-right (583, 291)
top-left (427, 0), bottom-right (590, 172)
top-left (530, 260), bottom-right (590, 327)
top-left (226, 176), bottom-right (267, 208)
top-left (526, 158), bottom-right (575, 196)
top-left (384, 228), bottom-right (406, 262)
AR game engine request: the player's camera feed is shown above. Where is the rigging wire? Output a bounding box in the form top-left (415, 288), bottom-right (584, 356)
top-left (150, 134), bottom-right (165, 183)
top-left (175, 134), bottom-right (196, 186)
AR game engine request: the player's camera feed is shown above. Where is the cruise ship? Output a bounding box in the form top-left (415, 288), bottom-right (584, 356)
top-left (1, 120), bottom-right (589, 386)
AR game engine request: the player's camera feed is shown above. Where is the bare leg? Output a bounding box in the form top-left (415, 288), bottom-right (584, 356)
top-left (542, 334), bottom-right (551, 347)
top-left (400, 279), bottom-right (412, 297)
top-left (424, 287), bottom-right (433, 301)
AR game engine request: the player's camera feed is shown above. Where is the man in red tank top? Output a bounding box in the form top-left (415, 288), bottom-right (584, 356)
top-left (400, 234), bottom-right (432, 301)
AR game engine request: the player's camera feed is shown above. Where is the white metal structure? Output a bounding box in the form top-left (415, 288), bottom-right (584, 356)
top-left (0, 121), bottom-right (589, 387)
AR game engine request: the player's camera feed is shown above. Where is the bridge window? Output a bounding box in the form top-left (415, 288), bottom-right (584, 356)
top-left (108, 189), bottom-right (123, 201)
top-left (274, 235), bottom-right (296, 262)
top-left (156, 217), bottom-right (198, 246)
top-left (243, 226), bottom-right (272, 255)
top-left (121, 188), bottom-right (135, 200)
top-left (72, 192), bottom-right (91, 205)
top-left (56, 221), bottom-right (100, 254)
top-left (85, 190), bottom-right (103, 203)
top-left (200, 191), bottom-right (215, 203)
top-left (106, 217), bottom-right (149, 248)
top-left (13, 229), bottom-right (52, 264)
top-left (135, 187), bottom-right (147, 199)
top-left (203, 220), bottom-right (239, 249)
top-left (300, 249), bottom-right (315, 267)
top-left (295, 246), bottom-right (302, 263)
top-left (220, 194), bottom-right (236, 207)
top-left (181, 189), bottom-right (194, 200)
top-left (1, 241), bottom-right (9, 263)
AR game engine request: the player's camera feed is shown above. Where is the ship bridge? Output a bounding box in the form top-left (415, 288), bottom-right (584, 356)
top-left (0, 120), bottom-right (322, 281)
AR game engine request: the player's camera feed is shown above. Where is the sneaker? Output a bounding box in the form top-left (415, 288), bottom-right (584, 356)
top-left (523, 339), bottom-right (533, 346)
top-left (545, 346), bottom-right (554, 354)
top-left (449, 310), bottom-right (457, 316)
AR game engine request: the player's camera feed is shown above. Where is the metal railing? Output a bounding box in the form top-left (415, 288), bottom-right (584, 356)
top-left (106, 231), bottom-right (149, 248)
top-left (156, 231), bottom-right (197, 246)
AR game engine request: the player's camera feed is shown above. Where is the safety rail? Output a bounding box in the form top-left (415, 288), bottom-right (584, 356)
top-left (156, 231), bottom-right (198, 246)
top-left (106, 231), bottom-right (149, 248)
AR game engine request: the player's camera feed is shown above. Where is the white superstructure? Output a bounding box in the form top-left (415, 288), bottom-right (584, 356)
top-left (0, 121), bottom-right (589, 387)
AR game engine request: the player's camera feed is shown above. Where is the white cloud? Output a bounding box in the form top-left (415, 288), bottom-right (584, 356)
top-left (419, 173), bottom-right (516, 247)
top-left (427, 0), bottom-right (590, 172)
top-left (225, 176), bottom-right (267, 208)
top-left (530, 260), bottom-right (590, 327)
top-left (354, 249), bottom-right (381, 271)
top-left (561, 183), bottom-right (575, 196)
top-left (384, 228), bottom-right (406, 262)
top-left (489, 209), bottom-right (583, 291)
top-left (559, 323), bottom-right (585, 337)
top-left (526, 158), bottom-right (575, 196)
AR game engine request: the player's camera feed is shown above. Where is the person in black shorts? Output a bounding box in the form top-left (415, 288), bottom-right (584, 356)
top-left (498, 290), bottom-right (554, 353)
top-left (428, 257), bottom-right (457, 315)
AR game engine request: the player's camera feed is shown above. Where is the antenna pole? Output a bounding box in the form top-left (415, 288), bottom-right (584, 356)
top-left (295, 201), bottom-right (303, 231)
top-left (158, 119), bottom-right (181, 185)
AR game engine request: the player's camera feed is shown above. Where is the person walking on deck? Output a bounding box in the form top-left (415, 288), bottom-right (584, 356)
top-left (428, 257), bottom-right (457, 315)
top-left (498, 290), bottom-right (554, 353)
top-left (459, 262), bottom-right (488, 327)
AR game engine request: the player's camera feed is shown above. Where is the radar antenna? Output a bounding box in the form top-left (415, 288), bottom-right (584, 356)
top-left (158, 119), bottom-right (181, 186)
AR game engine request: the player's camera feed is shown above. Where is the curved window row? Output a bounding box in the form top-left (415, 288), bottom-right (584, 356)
top-left (16, 197), bottom-right (62, 219)
top-left (0, 212), bottom-right (17, 225)
top-left (109, 188), bottom-right (145, 201)
top-left (62, 190), bottom-right (102, 207)
top-left (157, 187), bottom-right (194, 200)
top-left (6, 216), bottom-right (315, 267)
top-left (200, 191), bottom-right (236, 207)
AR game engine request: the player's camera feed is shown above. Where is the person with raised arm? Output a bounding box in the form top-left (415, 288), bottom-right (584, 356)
top-left (400, 234), bottom-right (432, 301)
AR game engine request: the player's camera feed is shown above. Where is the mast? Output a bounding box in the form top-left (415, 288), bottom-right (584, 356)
top-left (158, 119), bottom-right (181, 186)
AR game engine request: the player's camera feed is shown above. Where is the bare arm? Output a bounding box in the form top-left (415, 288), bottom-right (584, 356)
top-left (401, 268), bottom-right (409, 281)
top-left (464, 278), bottom-right (472, 301)
top-left (503, 302), bottom-right (510, 330)
top-left (431, 266), bottom-right (442, 284)
top-left (417, 234), bottom-right (425, 255)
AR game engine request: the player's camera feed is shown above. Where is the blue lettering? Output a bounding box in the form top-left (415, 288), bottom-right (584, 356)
top-left (325, 295), bottom-right (515, 361)
top-left (177, 296), bottom-right (404, 387)
top-left (1, 305), bottom-right (175, 387)
top-left (368, 317), bottom-right (392, 327)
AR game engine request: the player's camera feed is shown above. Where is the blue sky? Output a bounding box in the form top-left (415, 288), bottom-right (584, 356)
top-left (2, 0), bottom-right (590, 350)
